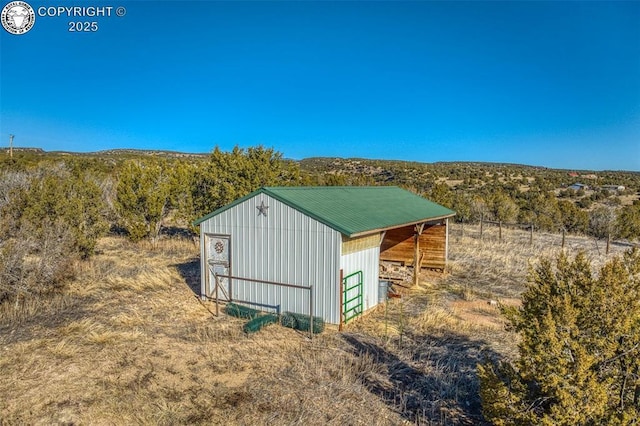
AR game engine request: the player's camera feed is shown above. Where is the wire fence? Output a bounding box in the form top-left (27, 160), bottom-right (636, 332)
top-left (453, 219), bottom-right (638, 255)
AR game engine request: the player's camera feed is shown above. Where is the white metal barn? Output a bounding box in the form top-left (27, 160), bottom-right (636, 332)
top-left (194, 186), bottom-right (455, 326)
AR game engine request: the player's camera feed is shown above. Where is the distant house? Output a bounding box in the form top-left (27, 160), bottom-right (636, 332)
top-left (601, 184), bottom-right (626, 193)
top-left (569, 183), bottom-right (588, 191)
top-left (193, 186), bottom-right (455, 325)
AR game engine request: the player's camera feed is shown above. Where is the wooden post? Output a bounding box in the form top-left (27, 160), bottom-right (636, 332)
top-left (480, 215), bottom-right (484, 240)
top-left (413, 231), bottom-right (420, 285)
top-left (499, 221), bottom-right (502, 242)
top-left (562, 228), bottom-right (566, 249)
top-left (444, 218), bottom-right (449, 271)
top-left (606, 233), bottom-right (611, 255)
top-left (413, 223), bottom-right (424, 286)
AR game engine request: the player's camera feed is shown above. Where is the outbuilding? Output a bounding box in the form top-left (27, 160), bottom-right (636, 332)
top-left (194, 186), bottom-right (455, 326)
top-left (569, 183), bottom-right (589, 191)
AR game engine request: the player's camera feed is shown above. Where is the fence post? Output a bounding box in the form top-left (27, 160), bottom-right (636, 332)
top-left (606, 233), bottom-right (611, 255)
top-left (480, 215), bottom-right (484, 240)
top-left (529, 223), bottom-right (533, 246)
top-left (309, 285), bottom-right (314, 340)
top-left (499, 221), bottom-right (502, 242)
top-left (561, 228), bottom-right (566, 249)
top-left (214, 273), bottom-right (219, 316)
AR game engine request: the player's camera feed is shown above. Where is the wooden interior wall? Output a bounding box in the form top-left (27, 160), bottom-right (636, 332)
top-left (380, 226), bottom-right (414, 264)
top-left (420, 223), bottom-right (447, 270)
top-left (379, 222), bottom-right (447, 270)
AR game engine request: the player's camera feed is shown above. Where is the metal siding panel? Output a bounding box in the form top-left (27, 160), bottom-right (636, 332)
top-left (198, 193), bottom-right (341, 324)
top-left (340, 245), bottom-right (380, 311)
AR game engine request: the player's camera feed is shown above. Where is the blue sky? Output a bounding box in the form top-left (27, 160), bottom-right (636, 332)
top-left (1, 1), bottom-right (639, 171)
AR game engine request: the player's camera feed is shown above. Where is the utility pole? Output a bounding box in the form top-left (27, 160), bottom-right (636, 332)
top-left (9, 134), bottom-right (14, 159)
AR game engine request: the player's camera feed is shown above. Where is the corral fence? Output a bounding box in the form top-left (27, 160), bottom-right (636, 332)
top-left (454, 219), bottom-right (638, 255)
top-left (210, 269), bottom-right (316, 339)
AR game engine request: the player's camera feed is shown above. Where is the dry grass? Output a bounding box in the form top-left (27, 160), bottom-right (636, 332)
top-left (446, 223), bottom-right (628, 299)
top-left (0, 229), bottom-right (631, 424)
top-left (0, 236), bottom-right (405, 425)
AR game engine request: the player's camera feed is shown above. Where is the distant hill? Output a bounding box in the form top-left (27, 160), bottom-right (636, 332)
top-left (92, 149), bottom-right (209, 159)
top-left (0, 147), bottom-right (209, 159)
top-left (1, 147), bottom-right (306, 162)
top-left (2, 147), bottom-right (638, 176)
top-left (0, 147), bottom-right (45, 153)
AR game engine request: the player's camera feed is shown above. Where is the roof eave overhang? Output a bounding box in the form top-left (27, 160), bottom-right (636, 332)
top-left (347, 213), bottom-right (456, 238)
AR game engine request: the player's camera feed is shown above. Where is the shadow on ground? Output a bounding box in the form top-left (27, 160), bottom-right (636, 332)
top-left (175, 258), bottom-right (201, 296)
top-left (161, 226), bottom-right (196, 240)
top-left (342, 331), bottom-right (499, 425)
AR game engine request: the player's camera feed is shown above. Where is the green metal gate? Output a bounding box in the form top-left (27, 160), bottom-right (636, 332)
top-left (343, 271), bottom-right (363, 324)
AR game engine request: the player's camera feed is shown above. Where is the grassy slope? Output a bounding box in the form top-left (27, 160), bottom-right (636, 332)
top-left (0, 227), bottom-right (629, 425)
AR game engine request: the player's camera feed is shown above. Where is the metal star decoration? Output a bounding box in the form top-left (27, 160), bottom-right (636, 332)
top-left (257, 200), bottom-right (269, 217)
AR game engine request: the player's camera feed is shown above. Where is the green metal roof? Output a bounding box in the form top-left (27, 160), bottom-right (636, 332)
top-left (194, 186), bottom-right (455, 237)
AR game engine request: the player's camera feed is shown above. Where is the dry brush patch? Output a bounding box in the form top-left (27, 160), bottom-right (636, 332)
top-left (0, 236), bottom-right (407, 425)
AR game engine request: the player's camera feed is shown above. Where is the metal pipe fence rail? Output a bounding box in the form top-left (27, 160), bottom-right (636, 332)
top-left (211, 272), bottom-right (315, 339)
